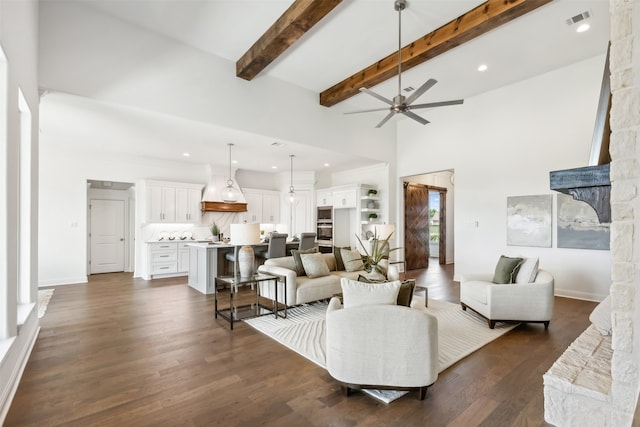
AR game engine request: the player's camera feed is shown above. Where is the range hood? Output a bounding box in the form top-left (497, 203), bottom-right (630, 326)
top-left (550, 45), bottom-right (611, 223)
top-left (200, 166), bottom-right (247, 213)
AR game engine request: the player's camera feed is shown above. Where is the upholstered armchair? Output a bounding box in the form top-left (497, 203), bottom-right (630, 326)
top-left (325, 281), bottom-right (439, 400)
top-left (460, 258), bottom-right (554, 329)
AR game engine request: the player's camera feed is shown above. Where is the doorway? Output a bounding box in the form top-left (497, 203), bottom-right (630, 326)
top-left (87, 180), bottom-right (135, 275)
top-left (402, 170), bottom-right (453, 269)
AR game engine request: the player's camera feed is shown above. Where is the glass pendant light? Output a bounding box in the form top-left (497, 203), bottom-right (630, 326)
top-left (223, 143), bottom-right (238, 203)
top-left (288, 154), bottom-right (295, 203)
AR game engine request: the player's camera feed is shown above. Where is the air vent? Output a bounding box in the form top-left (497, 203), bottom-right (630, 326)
top-left (566, 10), bottom-right (591, 26)
top-left (403, 86), bottom-right (415, 92)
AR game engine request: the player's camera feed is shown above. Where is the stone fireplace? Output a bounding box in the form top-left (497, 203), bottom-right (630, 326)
top-left (544, 1), bottom-right (640, 425)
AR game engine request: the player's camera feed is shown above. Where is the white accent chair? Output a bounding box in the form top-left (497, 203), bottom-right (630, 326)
top-left (460, 269), bottom-right (555, 329)
top-left (325, 296), bottom-right (439, 400)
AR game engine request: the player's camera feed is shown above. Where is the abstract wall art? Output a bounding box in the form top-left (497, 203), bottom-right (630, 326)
top-left (557, 193), bottom-right (610, 250)
top-left (506, 195), bottom-right (552, 247)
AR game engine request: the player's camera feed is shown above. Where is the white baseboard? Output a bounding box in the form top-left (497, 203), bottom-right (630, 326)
top-left (38, 276), bottom-right (87, 287)
top-left (0, 315), bottom-right (40, 424)
top-left (554, 288), bottom-right (605, 302)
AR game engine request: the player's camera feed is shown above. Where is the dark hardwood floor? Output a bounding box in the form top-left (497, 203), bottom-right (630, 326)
top-left (6, 265), bottom-right (596, 426)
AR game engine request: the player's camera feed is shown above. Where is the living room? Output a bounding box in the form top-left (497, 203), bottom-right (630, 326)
top-left (1, 0), bottom-right (639, 425)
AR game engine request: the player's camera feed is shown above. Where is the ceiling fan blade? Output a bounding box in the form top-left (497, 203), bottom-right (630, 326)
top-left (375, 112), bottom-right (396, 128)
top-left (360, 87), bottom-right (394, 106)
top-left (405, 78), bottom-right (438, 105)
top-left (402, 110), bottom-right (430, 125)
top-left (344, 107), bottom-right (392, 115)
top-left (409, 99), bottom-right (464, 110)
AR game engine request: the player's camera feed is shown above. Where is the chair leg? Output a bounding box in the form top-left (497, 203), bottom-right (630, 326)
top-left (461, 302), bottom-right (467, 311)
top-left (341, 385), bottom-right (352, 397)
top-left (418, 386), bottom-right (427, 400)
top-left (488, 320), bottom-right (496, 329)
top-left (544, 321), bottom-right (550, 330)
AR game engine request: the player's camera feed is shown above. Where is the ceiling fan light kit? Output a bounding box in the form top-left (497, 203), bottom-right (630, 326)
top-left (346, 0), bottom-right (464, 128)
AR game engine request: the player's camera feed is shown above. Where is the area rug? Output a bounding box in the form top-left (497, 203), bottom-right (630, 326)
top-left (38, 288), bottom-right (54, 318)
top-left (244, 298), bottom-right (519, 403)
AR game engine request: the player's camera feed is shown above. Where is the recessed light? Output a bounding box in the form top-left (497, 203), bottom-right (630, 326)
top-left (576, 23), bottom-right (590, 33)
top-left (272, 165), bottom-right (278, 169)
top-left (478, 64), bottom-right (488, 72)
top-left (324, 163), bottom-right (330, 167)
top-left (183, 152), bottom-right (190, 157)
top-left (231, 160), bottom-right (238, 164)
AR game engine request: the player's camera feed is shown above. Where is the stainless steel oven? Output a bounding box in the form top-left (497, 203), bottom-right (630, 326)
top-left (316, 207), bottom-right (333, 251)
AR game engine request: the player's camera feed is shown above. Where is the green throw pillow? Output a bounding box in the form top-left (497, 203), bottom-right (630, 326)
top-left (333, 246), bottom-right (349, 271)
top-left (396, 280), bottom-right (415, 307)
top-left (492, 255), bottom-right (524, 284)
top-left (291, 247), bottom-right (318, 276)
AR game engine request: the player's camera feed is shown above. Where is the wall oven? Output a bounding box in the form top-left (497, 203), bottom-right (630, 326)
top-left (316, 206), bottom-right (333, 252)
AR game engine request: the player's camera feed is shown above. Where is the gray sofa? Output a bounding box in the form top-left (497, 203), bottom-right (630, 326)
top-left (257, 252), bottom-right (399, 306)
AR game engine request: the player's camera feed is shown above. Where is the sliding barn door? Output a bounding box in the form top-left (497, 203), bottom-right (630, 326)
top-left (404, 183), bottom-right (430, 270)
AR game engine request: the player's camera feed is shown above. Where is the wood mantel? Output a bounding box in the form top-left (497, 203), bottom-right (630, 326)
top-left (550, 164), bottom-right (611, 223)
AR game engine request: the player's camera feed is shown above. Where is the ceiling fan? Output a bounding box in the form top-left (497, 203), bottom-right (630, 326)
top-left (346, 0), bottom-right (464, 128)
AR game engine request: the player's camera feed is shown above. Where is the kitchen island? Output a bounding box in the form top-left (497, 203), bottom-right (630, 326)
top-left (187, 242), bottom-right (235, 294)
top-left (187, 241), bottom-right (301, 294)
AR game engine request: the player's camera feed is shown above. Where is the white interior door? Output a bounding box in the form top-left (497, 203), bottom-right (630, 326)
top-left (90, 199), bottom-right (125, 274)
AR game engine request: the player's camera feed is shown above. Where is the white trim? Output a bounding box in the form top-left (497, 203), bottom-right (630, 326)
top-left (0, 321), bottom-right (39, 425)
top-left (38, 276), bottom-right (87, 287)
top-left (554, 288), bottom-right (605, 303)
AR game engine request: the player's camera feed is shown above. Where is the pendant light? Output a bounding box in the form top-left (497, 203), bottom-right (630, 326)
top-left (223, 143), bottom-right (238, 203)
top-left (288, 154), bottom-right (295, 203)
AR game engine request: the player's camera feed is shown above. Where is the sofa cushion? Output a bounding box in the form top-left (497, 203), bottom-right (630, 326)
top-left (263, 255), bottom-right (298, 271)
top-left (333, 246), bottom-right (349, 271)
top-left (291, 247), bottom-right (318, 276)
top-left (515, 257), bottom-right (539, 284)
top-left (341, 248), bottom-right (364, 272)
top-left (492, 255), bottom-right (523, 284)
top-left (300, 252), bottom-right (330, 278)
top-left (341, 278), bottom-right (401, 309)
top-left (589, 295), bottom-right (612, 336)
top-left (296, 274), bottom-right (342, 304)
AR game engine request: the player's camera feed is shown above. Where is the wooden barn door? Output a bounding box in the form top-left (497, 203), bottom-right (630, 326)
top-left (404, 183), bottom-right (430, 270)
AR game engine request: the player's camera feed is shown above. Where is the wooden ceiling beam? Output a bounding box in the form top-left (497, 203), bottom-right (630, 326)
top-left (236, 0), bottom-right (343, 81)
top-left (320, 0), bottom-right (553, 107)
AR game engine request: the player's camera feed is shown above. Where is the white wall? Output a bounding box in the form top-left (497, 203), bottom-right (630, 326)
top-left (398, 54), bottom-right (611, 301)
top-left (38, 148), bottom-right (209, 286)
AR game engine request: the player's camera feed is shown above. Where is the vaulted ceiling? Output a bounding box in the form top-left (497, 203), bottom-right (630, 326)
top-left (38, 0), bottom-right (610, 173)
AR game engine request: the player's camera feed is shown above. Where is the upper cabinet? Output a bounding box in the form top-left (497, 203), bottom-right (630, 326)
top-left (316, 189), bottom-right (333, 207)
top-left (243, 188), bottom-right (281, 224)
top-left (144, 180), bottom-right (204, 224)
top-left (333, 187), bottom-right (357, 209)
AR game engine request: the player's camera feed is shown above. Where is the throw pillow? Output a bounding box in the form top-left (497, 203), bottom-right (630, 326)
top-left (515, 257), bottom-right (539, 284)
top-left (333, 246), bottom-right (349, 271)
top-left (492, 255), bottom-right (524, 284)
top-left (291, 247), bottom-right (318, 276)
top-left (341, 278), bottom-right (401, 309)
top-left (300, 252), bottom-right (331, 279)
top-left (396, 280), bottom-right (415, 307)
top-left (357, 274), bottom-right (387, 284)
top-left (589, 295), bottom-right (612, 335)
top-left (341, 248), bottom-right (364, 272)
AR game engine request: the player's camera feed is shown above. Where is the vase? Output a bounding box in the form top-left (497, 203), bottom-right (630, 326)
top-left (365, 268), bottom-right (387, 282)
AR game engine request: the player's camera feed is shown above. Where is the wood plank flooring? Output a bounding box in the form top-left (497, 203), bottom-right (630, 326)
top-left (5, 265), bottom-right (597, 426)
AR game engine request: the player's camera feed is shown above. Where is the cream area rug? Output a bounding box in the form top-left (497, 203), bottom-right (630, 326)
top-left (245, 298), bottom-right (519, 402)
top-left (38, 288), bottom-right (55, 318)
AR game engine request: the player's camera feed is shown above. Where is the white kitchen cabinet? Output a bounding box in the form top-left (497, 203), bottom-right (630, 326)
top-left (333, 187), bottom-right (357, 209)
top-left (144, 180), bottom-right (203, 224)
top-left (243, 188), bottom-right (280, 223)
top-left (316, 189), bottom-right (333, 207)
top-left (146, 241), bottom-right (191, 278)
top-left (176, 187), bottom-right (202, 223)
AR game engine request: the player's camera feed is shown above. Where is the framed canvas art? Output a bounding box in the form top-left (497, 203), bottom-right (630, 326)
top-left (507, 195), bottom-right (552, 247)
top-left (557, 193), bottom-right (610, 250)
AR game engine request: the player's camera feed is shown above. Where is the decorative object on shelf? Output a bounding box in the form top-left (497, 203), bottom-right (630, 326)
top-left (367, 200), bottom-right (376, 209)
top-left (344, 0), bottom-right (463, 128)
top-left (368, 189), bottom-right (378, 196)
top-left (368, 213), bottom-right (378, 221)
top-left (210, 221), bottom-right (220, 242)
top-left (230, 223), bottom-right (261, 277)
top-left (355, 228), bottom-right (399, 281)
top-left (223, 143), bottom-right (238, 203)
top-left (288, 154), bottom-right (295, 203)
